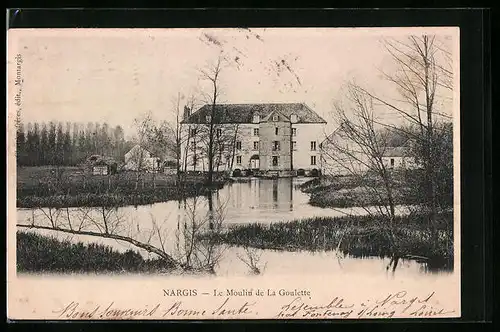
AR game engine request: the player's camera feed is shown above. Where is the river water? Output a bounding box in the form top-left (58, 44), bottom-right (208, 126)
top-left (17, 177), bottom-right (452, 278)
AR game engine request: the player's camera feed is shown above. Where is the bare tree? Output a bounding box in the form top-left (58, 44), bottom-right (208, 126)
top-left (163, 92), bottom-right (186, 186)
top-left (145, 120), bottom-right (176, 190)
top-left (321, 34), bottom-right (454, 270)
top-left (173, 194), bottom-right (229, 274)
top-left (224, 124), bottom-right (240, 172)
top-left (356, 34), bottom-right (454, 246)
top-left (181, 95), bottom-right (200, 174)
top-left (18, 192), bottom-right (230, 274)
top-left (322, 82), bottom-right (403, 270)
top-left (236, 246), bottom-right (267, 275)
top-left (211, 122), bottom-right (240, 174)
top-left (198, 55), bottom-right (225, 186)
top-left (131, 112), bottom-right (156, 190)
top-left (17, 204), bottom-right (179, 268)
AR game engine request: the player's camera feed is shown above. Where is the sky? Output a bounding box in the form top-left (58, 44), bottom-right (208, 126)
top-left (8, 27), bottom-right (458, 138)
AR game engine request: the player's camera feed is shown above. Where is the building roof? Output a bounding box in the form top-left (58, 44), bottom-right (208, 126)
top-left (181, 103), bottom-right (327, 124)
top-left (126, 144), bottom-right (152, 156)
top-left (86, 155), bottom-right (117, 166)
top-left (321, 125), bottom-right (342, 144)
top-left (382, 147), bottom-right (408, 157)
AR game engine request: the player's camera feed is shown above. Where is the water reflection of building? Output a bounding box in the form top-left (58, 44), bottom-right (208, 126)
top-left (258, 178), bottom-right (293, 210)
top-left (224, 178), bottom-right (294, 212)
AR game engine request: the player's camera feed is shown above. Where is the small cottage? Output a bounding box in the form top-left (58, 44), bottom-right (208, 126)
top-left (382, 147), bottom-right (417, 170)
top-left (85, 155), bottom-right (118, 175)
top-left (162, 159), bottom-right (178, 175)
top-left (124, 144), bottom-right (162, 173)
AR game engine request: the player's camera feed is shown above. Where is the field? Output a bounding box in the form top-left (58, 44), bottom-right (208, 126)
top-left (17, 166), bottom-right (226, 208)
top-left (16, 165), bottom-right (209, 189)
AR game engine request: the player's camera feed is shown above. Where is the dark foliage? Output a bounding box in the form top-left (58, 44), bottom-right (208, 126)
top-left (298, 172), bottom-right (425, 208)
top-left (17, 231), bottom-right (174, 273)
top-left (16, 121), bottom-right (133, 166)
top-left (204, 212), bottom-right (454, 270)
top-left (406, 122), bottom-right (454, 209)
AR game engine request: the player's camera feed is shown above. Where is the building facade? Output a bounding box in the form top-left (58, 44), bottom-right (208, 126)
top-left (320, 125), bottom-right (420, 176)
top-left (84, 155), bottom-right (118, 176)
top-left (381, 147), bottom-right (419, 170)
top-left (180, 103), bottom-right (327, 177)
top-left (124, 144), bottom-right (161, 173)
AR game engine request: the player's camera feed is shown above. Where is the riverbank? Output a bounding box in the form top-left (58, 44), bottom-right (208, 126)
top-left (17, 166), bottom-right (227, 208)
top-left (17, 183), bottom-right (224, 208)
top-left (17, 231), bottom-right (175, 274)
top-left (204, 212), bottom-right (454, 270)
top-left (297, 175), bottom-right (420, 208)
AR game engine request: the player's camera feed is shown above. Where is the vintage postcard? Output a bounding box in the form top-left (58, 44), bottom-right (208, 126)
top-left (7, 27), bottom-right (460, 320)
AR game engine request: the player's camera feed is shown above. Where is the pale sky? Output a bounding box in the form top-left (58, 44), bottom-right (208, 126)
top-left (8, 27), bottom-right (458, 138)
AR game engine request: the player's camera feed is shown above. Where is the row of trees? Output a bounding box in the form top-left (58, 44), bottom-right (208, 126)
top-left (16, 120), bottom-right (133, 166)
top-left (15, 47), bottom-right (251, 190)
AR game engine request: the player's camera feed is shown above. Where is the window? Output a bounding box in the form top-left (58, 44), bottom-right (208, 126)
top-left (275, 127), bottom-right (279, 135)
top-left (253, 141), bottom-right (259, 150)
top-left (292, 141), bottom-right (297, 150)
top-left (206, 115), bottom-right (211, 123)
top-left (236, 141), bottom-right (242, 150)
top-left (310, 141), bottom-right (317, 151)
top-left (253, 114), bottom-right (260, 123)
top-left (236, 156), bottom-right (242, 165)
top-left (390, 158), bottom-right (395, 167)
top-left (253, 128), bottom-right (259, 136)
top-left (216, 128), bottom-right (222, 136)
top-left (272, 156), bottom-right (279, 166)
top-left (292, 128), bottom-right (297, 136)
top-left (311, 156), bottom-right (317, 165)
top-left (272, 141), bottom-right (281, 151)
top-left (272, 115), bottom-right (279, 122)
top-left (290, 114), bottom-right (298, 123)
top-left (190, 128), bottom-right (196, 136)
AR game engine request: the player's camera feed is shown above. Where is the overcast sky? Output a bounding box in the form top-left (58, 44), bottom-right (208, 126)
top-left (9, 27), bottom-right (458, 138)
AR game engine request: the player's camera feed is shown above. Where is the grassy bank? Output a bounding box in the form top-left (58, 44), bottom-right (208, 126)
top-left (297, 175), bottom-right (420, 208)
top-left (17, 166), bottom-right (227, 208)
top-left (17, 231), bottom-right (174, 274)
top-left (204, 212), bottom-right (454, 270)
top-left (17, 183), bottom-right (224, 208)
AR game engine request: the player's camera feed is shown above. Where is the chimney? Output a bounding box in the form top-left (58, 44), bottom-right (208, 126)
top-left (183, 105), bottom-right (191, 120)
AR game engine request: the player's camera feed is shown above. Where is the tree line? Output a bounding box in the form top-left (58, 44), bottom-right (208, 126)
top-left (16, 120), bottom-right (134, 166)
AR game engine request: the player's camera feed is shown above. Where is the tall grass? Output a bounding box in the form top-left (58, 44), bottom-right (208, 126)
top-left (16, 231), bottom-right (174, 273)
top-left (298, 175), bottom-right (421, 208)
top-left (204, 212), bottom-right (454, 270)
